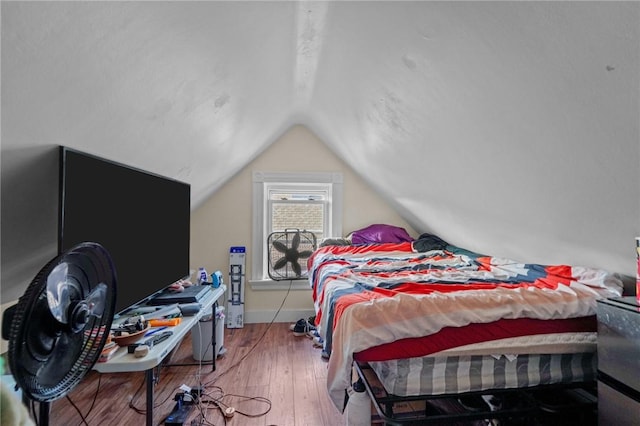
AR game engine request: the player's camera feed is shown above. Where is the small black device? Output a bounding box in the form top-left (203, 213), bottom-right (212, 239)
top-left (164, 393), bottom-right (194, 425)
top-left (178, 302), bottom-right (202, 316)
top-left (148, 285), bottom-right (210, 305)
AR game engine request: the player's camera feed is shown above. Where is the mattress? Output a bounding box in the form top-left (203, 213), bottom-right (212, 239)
top-left (433, 331), bottom-right (597, 357)
top-left (368, 351), bottom-right (597, 397)
top-left (353, 316), bottom-right (597, 362)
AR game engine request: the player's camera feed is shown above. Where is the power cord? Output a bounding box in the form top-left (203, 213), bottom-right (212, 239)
top-left (162, 305), bottom-right (221, 368)
top-left (67, 372), bottom-right (102, 426)
top-left (128, 367), bottom-right (178, 415)
top-left (66, 395), bottom-right (89, 426)
top-left (192, 386), bottom-right (272, 424)
top-left (210, 391), bottom-right (272, 418)
top-left (203, 279), bottom-right (294, 385)
top-left (126, 314), bottom-right (213, 417)
top-left (129, 278), bottom-right (294, 424)
top-left (128, 378), bottom-right (147, 414)
top-left (187, 278), bottom-right (294, 424)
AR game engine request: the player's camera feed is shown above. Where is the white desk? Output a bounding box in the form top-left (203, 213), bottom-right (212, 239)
top-left (94, 284), bottom-right (226, 426)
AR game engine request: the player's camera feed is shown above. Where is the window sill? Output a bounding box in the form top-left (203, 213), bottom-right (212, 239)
top-left (249, 279), bottom-right (312, 291)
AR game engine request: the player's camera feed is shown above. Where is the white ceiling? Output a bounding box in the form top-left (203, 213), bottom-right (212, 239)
top-left (2, 1), bottom-right (639, 283)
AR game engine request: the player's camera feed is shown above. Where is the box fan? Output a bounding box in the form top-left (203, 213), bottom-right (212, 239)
top-left (267, 229), bottom-right (317, 281)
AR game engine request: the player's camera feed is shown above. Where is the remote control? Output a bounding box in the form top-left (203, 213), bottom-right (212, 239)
top-left (127, 330), bottom-right (174, 353)
top-left (146, 330), bottom-right (173, 346)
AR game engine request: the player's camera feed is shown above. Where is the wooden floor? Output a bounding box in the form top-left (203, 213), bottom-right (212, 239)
top-left (48, 323), bottom-right (346, 426)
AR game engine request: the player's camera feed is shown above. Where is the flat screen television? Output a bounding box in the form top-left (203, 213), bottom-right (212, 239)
top-left (58, 146), bottom-right (191, 314)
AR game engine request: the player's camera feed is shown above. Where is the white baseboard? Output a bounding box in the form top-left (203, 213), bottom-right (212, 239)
top-left (242, 309), bottom-right (315, 324)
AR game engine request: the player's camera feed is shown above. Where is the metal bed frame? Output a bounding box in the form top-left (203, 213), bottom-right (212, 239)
top-left (353, 361), bottom-right (598, 425)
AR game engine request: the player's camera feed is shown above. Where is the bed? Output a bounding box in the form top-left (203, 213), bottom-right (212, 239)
top-left (307, 228), bottom-right (623, 423)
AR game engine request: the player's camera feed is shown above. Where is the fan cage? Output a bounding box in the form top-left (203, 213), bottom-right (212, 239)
top-left (267, 229), bottom-right (317, 281)
top-left (7, 242), bottom-right (116, 403)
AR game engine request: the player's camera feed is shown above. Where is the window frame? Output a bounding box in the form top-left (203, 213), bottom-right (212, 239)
top-left (251, 171), bottom-right (343, 289)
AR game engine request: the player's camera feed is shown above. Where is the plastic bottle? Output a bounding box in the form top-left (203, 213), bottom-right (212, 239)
top-left (345, 379), bottom-right (371, 426)
top-left (197, 267), bottom-right (208, 285)
top-left (211, 270), bottom-right (223, 288)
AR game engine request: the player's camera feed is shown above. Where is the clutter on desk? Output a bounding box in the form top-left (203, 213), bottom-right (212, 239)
top-left (129, 304), bottom-right (181, 321)
top-left (110, 316), bottom-right (151, 346)
top-left (197, 267), bottom-right (208, 285)
top-left (149, 317), bottom-right (181, 327)
top-left (133, 345), bottom-right (150, 358)
top-left (178, 302), bottom-right (201, 316)
top-left (127, 330), bottom-right (174, 354)
top-left (112, 325), bottom-right (149, 346)
top-left (168, 274), bottom-right (195, 292)
top-left (113, 317), bottom-right (148, 334)
top-left (211, 270), bottom-right (223, 288)
top-left (98, 341), bottom-right (119, 362)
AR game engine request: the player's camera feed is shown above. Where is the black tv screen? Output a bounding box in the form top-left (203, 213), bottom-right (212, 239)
top-left (59, 147), bottom-right (190, 314)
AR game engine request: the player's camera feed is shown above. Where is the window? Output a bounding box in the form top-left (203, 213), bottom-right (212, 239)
top-left (252, 171), bottom-right (343, 288)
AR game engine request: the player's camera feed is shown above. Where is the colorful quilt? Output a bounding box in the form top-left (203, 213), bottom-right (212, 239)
top-left (307, 240), bottom-right (623, 411)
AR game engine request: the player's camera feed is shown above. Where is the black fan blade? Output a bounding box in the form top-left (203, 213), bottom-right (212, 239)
top-left (291, 232), bottom-right (300, 251)
top-left (298, 250), bottom-right (313, 259)
top-left (85, 283), bottom-right (107, 318)
top-left (273, 257), bottom-right (288, 270)
top-left (37, 331), bottom-right (83, 388)
top-left (46, 262), bottom-right (71, 324)
top-left (272, 240), bottom-right (288, 253)
top-left (291, 261), bottom-right (302, 277)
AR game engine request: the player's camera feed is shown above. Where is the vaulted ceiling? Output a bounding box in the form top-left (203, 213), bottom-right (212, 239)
top-left (2, 1), bottom-right (639, 280)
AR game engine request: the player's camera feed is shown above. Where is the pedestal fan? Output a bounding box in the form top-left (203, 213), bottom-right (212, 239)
top-left (2, 242), bottom-right (117, 425)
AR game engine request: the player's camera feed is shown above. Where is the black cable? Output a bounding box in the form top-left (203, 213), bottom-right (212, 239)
top-left (203, 279), bottom-right (294, 386)
top-left (190, 397), bottom-right (223, 426)
top-left (85, 373), bottom-right (102, 416)
top-left (127, 314), bottom-right (215, 418)
top-left (70, 372), bottom-right (102, 426)
top-left (66, 394), bottom-right (89, 426)
top-left (128, 378), bottom-right (147, 414)
top-left (128, 378), bottom-right (181, 415)
top-left (128, 279), bottom-right (291, 424)
top-left (216, 392), bottom-right (272, 417)
top-left (187, 280), bottom-right (292, 425)
top-left (197, 391), bottom-right (271, 419)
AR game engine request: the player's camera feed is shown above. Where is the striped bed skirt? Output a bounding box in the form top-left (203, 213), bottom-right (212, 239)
top-left (368, 352), bottom-right (597, 397)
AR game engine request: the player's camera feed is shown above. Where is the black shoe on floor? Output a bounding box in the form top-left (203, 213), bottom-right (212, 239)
top-left (290, 318), bottom-right (316, 336)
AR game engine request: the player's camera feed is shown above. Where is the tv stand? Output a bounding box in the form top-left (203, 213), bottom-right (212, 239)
top-left (94, 284), bottom-right (226, 426)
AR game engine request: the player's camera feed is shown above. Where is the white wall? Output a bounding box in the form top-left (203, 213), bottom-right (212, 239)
top-left (1, 2), bottom-right (637, 321)
top-left (190, 125), bottom-right (416, 322)
top-left (308, 2), bottom-right (640, 279)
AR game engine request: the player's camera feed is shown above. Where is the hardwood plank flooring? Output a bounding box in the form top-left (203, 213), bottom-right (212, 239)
top-left (47, 323), bottom-right (346, 426)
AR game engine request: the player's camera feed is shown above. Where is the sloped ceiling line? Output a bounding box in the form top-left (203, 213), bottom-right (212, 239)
top-left (294, 1), bottom-right (329, 111)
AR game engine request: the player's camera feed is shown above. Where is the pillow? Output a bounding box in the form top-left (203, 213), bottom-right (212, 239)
top-left (319, 237), bottom-right (352, 248)
top-left (349, 224), bottom-right (414, 245)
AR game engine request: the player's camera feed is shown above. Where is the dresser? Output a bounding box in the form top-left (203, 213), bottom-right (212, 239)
top-left (597, 297), bottom-right (640, 425)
